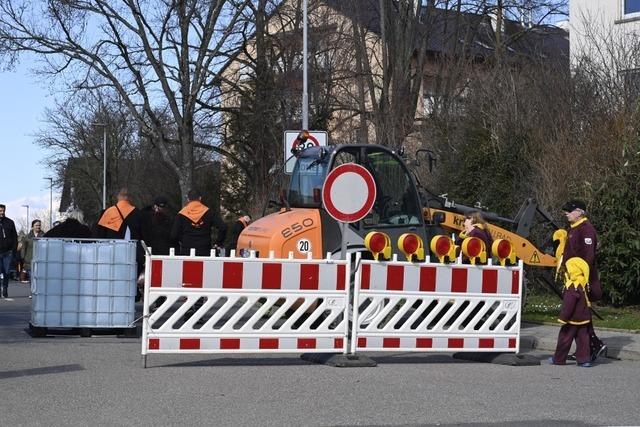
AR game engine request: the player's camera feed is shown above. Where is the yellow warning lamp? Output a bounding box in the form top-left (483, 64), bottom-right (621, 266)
top-left (429, 235), bottom-right (456, 263)
top-left (492, 239), bottom-right (517, 266)
top-left (365, 231), bottom-right (392, 261)
top-left (397, 233), bottom-right (425, 262)
top-left (461, 236), bottom-right (487, 265)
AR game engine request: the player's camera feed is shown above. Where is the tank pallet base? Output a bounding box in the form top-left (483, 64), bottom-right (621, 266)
top-left (28, 322), bottom-right (140, 338)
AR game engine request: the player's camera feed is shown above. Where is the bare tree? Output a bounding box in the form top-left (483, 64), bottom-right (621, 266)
top-left (214, 0), bottom-right (360, 214)
top-left (0, 0), bottom-right (251, 200)
top-left (347, 0), bottom-right (430, 148)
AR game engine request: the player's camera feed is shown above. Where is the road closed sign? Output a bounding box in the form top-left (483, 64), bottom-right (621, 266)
top-left (283, 130), bottom-right (328, 173)
top-left (322, 163), bottom-right (376, 223)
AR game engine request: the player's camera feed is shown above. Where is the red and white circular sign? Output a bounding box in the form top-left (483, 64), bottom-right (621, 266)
top-left (322, 163), bottom-right (376, 223)
top-left (291, 133), bottom-right (319, 151)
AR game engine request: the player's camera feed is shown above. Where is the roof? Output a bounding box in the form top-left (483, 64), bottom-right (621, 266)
top-left (322, 0), bottom-right (568, 63)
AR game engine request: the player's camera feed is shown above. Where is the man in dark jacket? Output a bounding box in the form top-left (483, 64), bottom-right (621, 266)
top-left (94, 188), bottom-right (143, 240)
top-left (141, 196), bottom-right (176, 255)
top-left (561, 199), bottom-right (607, 361)
top-left (0, 204), bottom-right (18, 299)
top-left (94, 188), bottom-right (144, 280)
top-left (171, 189), bottom-right (227, 256)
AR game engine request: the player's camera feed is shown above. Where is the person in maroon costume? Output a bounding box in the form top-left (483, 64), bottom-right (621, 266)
top-left (560, 199), bottom-right (607, 361)
top-left (549, 257), bottom-right (593, 367)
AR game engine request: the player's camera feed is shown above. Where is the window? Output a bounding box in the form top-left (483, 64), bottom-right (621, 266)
top-left (422, 81), bottom-right (438, 116)
top-left (423, 91), bottom-right (437, 116)
top-left (288, 155), bottom-right (329, 207)
top-left (364, 149), bottom-right (421, 227)
top-left (625, 0), bottom-right (640, 14)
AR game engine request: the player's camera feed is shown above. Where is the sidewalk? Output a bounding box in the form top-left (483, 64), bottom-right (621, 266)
top-left (520, 322), bottom-right (640, 361)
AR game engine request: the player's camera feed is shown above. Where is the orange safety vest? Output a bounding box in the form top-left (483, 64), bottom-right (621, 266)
top-left (98, 200), bottom-right (136, 232)
top-left (179, 200), bottom-right (210, 225)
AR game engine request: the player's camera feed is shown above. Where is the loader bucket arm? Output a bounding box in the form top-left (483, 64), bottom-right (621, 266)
top-left (425, 207), bottom-right (557, 268)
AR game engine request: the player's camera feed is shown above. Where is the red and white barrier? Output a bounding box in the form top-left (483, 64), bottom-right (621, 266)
top-left (141, 249), bottom-right (524, 366)
top-left (148, 257), bottom-right (346, 291)
top-left (147, 337), bottom-right (346, 352)
top-left (351, 254), bottom-right (523, 354)
top-left (141, 251), bottom-right (350, 366)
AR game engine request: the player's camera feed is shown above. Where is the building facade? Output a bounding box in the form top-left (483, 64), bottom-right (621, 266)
top-left (570, 0), bottom-right (640, 72)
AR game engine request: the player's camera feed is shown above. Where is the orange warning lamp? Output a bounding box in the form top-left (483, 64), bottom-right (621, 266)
top-left (429, 235), bottom-right (456, 263)
top-left (461, 236), bottom-right (487, 265)
top-left (365, 231), bottom-right (392, 261)
top-left (397, 233), bottom-right (425, 262)
top-left (492, 239), bottom-right (517, 266)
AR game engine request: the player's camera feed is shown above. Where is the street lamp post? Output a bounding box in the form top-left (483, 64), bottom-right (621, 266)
top-left (44, 177), bottom-right (53, 230)
top-left (302, 0), bottom-right (308, 129)
top-left (21, 204), bottom-right (29, 230)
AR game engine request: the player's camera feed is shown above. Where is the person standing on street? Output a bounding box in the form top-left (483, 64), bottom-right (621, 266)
top-left (171, 189), bottom-right (227, 256)
top-left (0, 204), bottom-right (18, 300)
top-left (141, 196), bottom-right (176, 309)
top-left (226, 213), bottom-right (251, 255)
top-left (171, 190), bottom-right (226, 317)
top-left (549, 257), bottom-right (593, 367)
top-left (18, 219), bottom-right (44, 293)
top-left (94, 188), bottom-right (145, 300)
top-left (141, 196), bottom-right (176, 256)
top-left (560, 199), bottom-right (607, 361)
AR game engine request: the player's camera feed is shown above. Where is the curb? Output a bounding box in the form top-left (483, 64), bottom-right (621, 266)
top-left (520, 323), bottom-right (640, 361)
top-left (524, 320), bottom-right (640, 335)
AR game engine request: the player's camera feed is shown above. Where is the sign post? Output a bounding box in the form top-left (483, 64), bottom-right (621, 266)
top-left (321, 163), bottom-right (376, 260)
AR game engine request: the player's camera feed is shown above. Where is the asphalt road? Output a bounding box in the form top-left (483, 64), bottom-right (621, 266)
top-left (1, 281), bottom-right (639, 427)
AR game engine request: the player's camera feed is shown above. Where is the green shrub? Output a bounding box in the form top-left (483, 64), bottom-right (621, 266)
top-left (590, 141), bottom-right (640, 306)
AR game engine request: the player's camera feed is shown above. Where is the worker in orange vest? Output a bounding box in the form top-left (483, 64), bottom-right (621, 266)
top-left (171, 189), bottom-right (227, 256)
top-left (94, 188), bottom-right (143, 241)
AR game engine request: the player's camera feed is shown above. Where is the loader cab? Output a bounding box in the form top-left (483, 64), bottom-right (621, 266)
top-left (287, 144), bottom-right (427, 255)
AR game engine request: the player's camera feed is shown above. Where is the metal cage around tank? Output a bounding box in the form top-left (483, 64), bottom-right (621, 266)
top-left (31, 238), bottom-right (137, 329)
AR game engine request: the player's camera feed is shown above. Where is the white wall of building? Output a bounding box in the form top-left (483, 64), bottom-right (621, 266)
top-left (570, 0), bottom-right (640, 70)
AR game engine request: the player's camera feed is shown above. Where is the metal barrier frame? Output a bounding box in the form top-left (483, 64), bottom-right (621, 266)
top-left (141, 250), bottom-right (351, 366)
top-left (350, 253), bottom-right (523, 354)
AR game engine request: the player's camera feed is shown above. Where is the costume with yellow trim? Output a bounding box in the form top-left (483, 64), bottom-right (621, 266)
top-left (171, 200), bottom-right (227, 256)
top-left (558, 214), bottom-right (605, 360)
top-left (562, 217), bottom-right (601, 300)
top-left (552, 257), bottom-right (592, 365)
